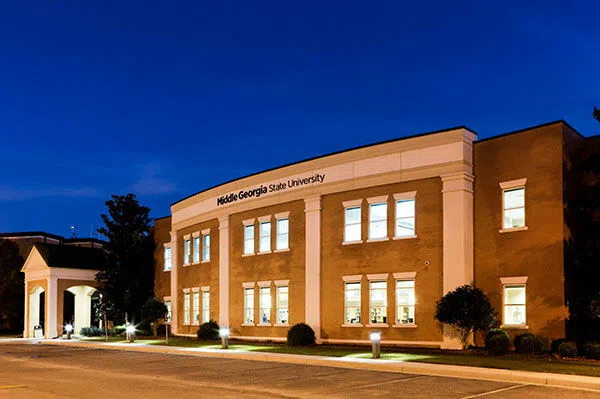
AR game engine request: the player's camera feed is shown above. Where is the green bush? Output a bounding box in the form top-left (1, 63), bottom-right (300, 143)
top-left (551, 338), bottom-right (567, 354)
top-left (79, 326), bottom-right (105, 337)
top-left (485, 329), bottom-right (510, 355)
top-left (558, 341), bottom-right (578, 358)
top-left (197, 320), bottom-right (220, 340)
top-left (514, 333), bottom-right (545, 355)
top-left (582, 342), bottom-right (600, 360)
top-left (287, 323), bottom-right (316, 346)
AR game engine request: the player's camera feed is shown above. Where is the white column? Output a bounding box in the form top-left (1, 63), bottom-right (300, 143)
top-left (440, 172), bottom-right (474, 349)
top-left (169, 231), bottom-right (179, 335)
top-left (304, 196), bottom-right (322, 343)
top-left (46, 277), bottom-right (58, 339)
top-left (23, 282), bottom-right (28, 338)
top-left (219, 215), bottom-right (230, 328)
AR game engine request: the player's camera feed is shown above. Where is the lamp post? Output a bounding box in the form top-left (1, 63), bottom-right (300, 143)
top-left (126, 324), bottom-right (135, 343)
top-left (370, 331), bottom-right (381, 359)
top-left (219, 328), bottom-right (229, 349)
top-left (65, 324), bottom-right (73, 340)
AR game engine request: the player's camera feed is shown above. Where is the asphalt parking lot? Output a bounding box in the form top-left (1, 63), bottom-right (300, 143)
top-left (1, 342), bottom-right (599, 398)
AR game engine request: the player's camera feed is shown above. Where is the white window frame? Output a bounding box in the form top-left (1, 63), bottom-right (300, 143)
top-left (163, 245), bottom-right (172, 271)
top-left (193, 235), bottom-right (200, 264)
top-left (367, 274), bottom-right (389, 327)
top-left (367, 196), bottom-right (389, 242)
top-left (394, 272), bottom-right (417, 327)
top-left (501, 276), bottom-right (528, 329)
top-left (201, 287), bottom-right (210, 323)
top-left (202, 230), bottom-right (210, 262)
top-left (342, 275), bottom-right (362, 327)
top-left (192, 290), bottom-right (200, 325)
top-left (243, 283), bottom-right (255, 325)
top-left (499, 179), bottom-right (527, 233)
top-left (275, 280), bottom-right (289, 326)
top-left (258, 282), bottom-right (272, 325)
top-left (243, 219), bottom-right (255, 256)
top-left (258, 216), bottom-right (272, 254)
top-left (393, 191), bottom-right (417, 239)
top-left (343, 199), bottom-right (362, 244)
top-left (275, 212), bottom-right (290, 252)
top-left (183, 291), bottom-right (191, 325)
top-left (183, 236), bottom-right (191, 265)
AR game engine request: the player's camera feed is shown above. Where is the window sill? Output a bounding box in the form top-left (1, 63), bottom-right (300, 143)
top-left (257, 251), bottom-right (272, 256)
top-left (366, 237), bottom-right (390, 243)
top-left (183, 322), bottom-right (190, 326)
top-left (342, 323), bottom-right (363, 328)
top-left (366, 323), bottom-right (389, 328)
top-left (499, 226), bottom-right (528, 233)
top-left (274, 248), bottom-right (290, 253)
top-left (275, 323), bottom-right (289, 327)
top-left (242, 253), bottom-right (255, 257)
top-left (241, 323), bottom-right (255, 327)
top-left (393, 235), bottom-right (417, 240)
top-left (257, 323), bottom-right (272, 327)
top-left (501, 324), bottom-right (529, 330)
top-left (342, 240), bottom-right (363, 246)
top-left (183, 263), bottom-right (191, 267)
top-left (163, 269), bottom-right (171, 272)
top-left (201, 260), bottom-right (210, 263)
top-left (191, 261), bottom-right (200, 266)
top-left (393, 323), bottom-right (417, 328)
top-left (192, 322), bottom-right (199, 326)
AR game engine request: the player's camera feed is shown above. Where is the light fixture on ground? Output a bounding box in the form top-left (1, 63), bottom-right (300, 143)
top-left (370, 331), bottom-right (381, 359)
top-left (126, 324), bottom-right (136, 343)
top-left (219, 328), bottom-right (229, 349)
top-left (65, 324), bottom-right (73, 340)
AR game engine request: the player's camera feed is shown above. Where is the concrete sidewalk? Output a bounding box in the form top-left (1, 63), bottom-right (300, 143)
top-left (35, 338), bottom-right (600, 392)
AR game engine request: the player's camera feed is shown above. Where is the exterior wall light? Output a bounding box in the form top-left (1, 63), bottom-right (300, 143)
top-left (65, 324), bottom-right (73, 340)
top-left (370, 331), bottom-right (381, 359)
top-left (219, 328), bottom-right (230, 349)
top-left (126, 324), bottom-right (136, 343)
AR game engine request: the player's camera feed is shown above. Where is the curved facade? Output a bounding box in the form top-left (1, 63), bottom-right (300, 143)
top-left (155, 121), bottom-right (586, 348)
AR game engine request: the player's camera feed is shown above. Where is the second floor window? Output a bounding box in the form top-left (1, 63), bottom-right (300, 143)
top-left (163, 247), bottom-right (172, 271)
top-left (193, 236), bottom-right (200, 263)
top-left (259, 221), bottom-right (271, 252)
top-left (276, 218), bottom-right (289, 250)
top-left (396, 199), bottom-right (415, 237)
top-left (344, 207), bottom-right (361, 242)
top-left (244, 224), bottom-right (254, 254)
top-left (369, 202), bottom-right (387, 239)
top-left (202, 234), bottom-right (210, 261)
top-left (184, 239), bottom-right (191, 265)
top-left (503, 187), bottom-right (525, 229)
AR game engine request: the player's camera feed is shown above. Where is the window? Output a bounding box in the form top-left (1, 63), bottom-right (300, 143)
top-left (193, 236), bottom-right (200, 263)
top-left (344, 207), bottom-right (361, 242)
top-left (396, 280), bottom-right (415, 324)
top-left (344, 282), bottom-right (361, 324)
top-left (202, 234), bottom-right (210, 261)
top-left (259, 221), bottom-right (271, 252)
top-left (244, 224), bottom-right (254, 254)
top-left (163, 247), bottom-right (172, 271)
top-left (396, 199), bottom-right (415, 237)
top-left (259, 286), bottom-right (271, 324)
top-left (276, 218), bottom-right (289, 250)
top-left (184, 239), bottom-right (191, 265)
top-left (504, 285), bottom-right (526, 325)
top-left (369, 202), bottom-right (387, 239)
top-left (165, 300), bottom-right (172, 322)
top-left (243, 287), bottom-right (254, 324)
top-left (369, 281), bottom-right (387, 324)
top-left (193, 292), bottom-right (200, 324)
top-left (276, 285), bottom-right (289, 324)
top-left (183, 293), bottom-right (191, 324)
top-left (503, 187), bottom-right (525, 229)
top-left (202, 290), bottom-right (210, 323)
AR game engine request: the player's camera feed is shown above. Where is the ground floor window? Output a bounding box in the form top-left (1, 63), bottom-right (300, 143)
top-left (165, 300), bottom-right (172, 323)
top-left (259, 286), bottom-right (271, 324)
top-left (395, 280), bottom-right (415, 324)
top-left (183, 293), bottom-right (191, 324)
top-left (244, 287), bottom-right (254, 324)
top-left (202, 290), bottom-right (210, 323)
top-left (276, 285), bottom-right (288, 324)
top-left (344, 282), bottom-right (361, 324)
top-left (504, 284), bottom-right (526, 325)
top-left (193, 292), bottom-right (200, 324)
top-left (369, 281), bottom-right (387, 324)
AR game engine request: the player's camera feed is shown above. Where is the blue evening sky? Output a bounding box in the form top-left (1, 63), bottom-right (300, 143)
top-left (1, 1), bottom-right (599, 237)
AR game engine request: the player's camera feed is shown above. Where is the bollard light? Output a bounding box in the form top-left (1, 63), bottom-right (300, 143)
top-left (126, 324), bottom-right (136, 343)
top-left (370, 331), bottom-right (381, 359)
top-left (65, 324), bottom-right (73, 340)
top-left (219, 328), bottom-right (230, 349)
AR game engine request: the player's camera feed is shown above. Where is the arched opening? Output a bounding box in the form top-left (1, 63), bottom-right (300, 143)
top-left (29, 286), bottom-right (45, 338)
top-left (65, 285), bottom-right (97, 334)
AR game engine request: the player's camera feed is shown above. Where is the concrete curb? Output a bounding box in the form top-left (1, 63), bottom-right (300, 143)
top-left (38, 339), bottom-right (600, 392)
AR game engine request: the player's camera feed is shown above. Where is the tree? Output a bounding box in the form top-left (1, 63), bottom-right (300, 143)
top-left (0, 239), bottom-right (25, 332)
top-left (594, 106), bottom-right (600, 123)
top-left (96, 194), bottom-right (155, 324)
top-left (141, 297), bottom-right (168, 336)
top-left (435, 284), bottom-right (496, 350)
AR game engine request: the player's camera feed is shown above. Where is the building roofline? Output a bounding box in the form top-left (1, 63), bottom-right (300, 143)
top-left (475, 120), bottom-right (586, 144)
top-left (171, 125), bottom-right (476, 207)
top-left (0, 231), bottom-right (65, 241)
top-left (63, 237), bottom-right (107, 245)
top-left (154, 215), bottom-right (172, 221)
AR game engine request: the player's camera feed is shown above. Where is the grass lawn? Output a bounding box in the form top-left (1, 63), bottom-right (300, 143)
top-left (77, 335), bottom-right (600, 377)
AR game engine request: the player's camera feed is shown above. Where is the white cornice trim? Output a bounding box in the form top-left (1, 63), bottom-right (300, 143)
top-left (257, 215), bottom-right (272, 223)
top-left (242, 282), bottom-right (255, 288)
top-left (500, 276), bottom-right (528, 285)
top-left (500, 178), bottom-right (527, 190)
top-left (242, 218), bottom-right (255, 226)
top-left (342, 199), bottom-right (362, 208)
top-left (257, 280), bottom-right (272, 287)
top-left (393, 271), bottom-right (417, 280)
top-left (393, 191), bottom-right (417, 201)
top-left (367, 273), bottom-right (389, 281)
top-left (342, 275), bottom-right (362, 282)
top-left (367, 195), bottom-right (389, 204)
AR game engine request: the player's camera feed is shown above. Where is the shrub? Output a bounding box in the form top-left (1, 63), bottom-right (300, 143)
top-left (197, 320), bottom-right (220, 340)
top-left (514, 333), bottom-right (545, 355)
top-left (551, 338), bottom-right (567, 354)
top-left (558, 341), bottom-right (578, 358)
top-left (582, 342), bottom-right (600, 360)
top-left (141, 297), bottom-right (168, 336)
top-left (112, 326), bottom-right (126, 336)
top-left (287, 323), bottom-right (316, 346)
top-left (79, 326), bottom-right (105, 337)
top-left (485, 329), bottom-right (510, 355)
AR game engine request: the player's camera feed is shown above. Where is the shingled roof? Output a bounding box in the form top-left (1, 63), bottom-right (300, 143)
top-left (33, 242), bottom-right (106, 270)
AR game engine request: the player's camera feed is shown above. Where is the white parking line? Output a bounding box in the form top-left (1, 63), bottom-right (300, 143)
top-left (461, 384), bottom-right (526, 398)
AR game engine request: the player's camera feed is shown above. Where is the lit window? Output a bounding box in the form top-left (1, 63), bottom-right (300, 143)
top-left (244, 225), bottom-right (254, 255)
top-left (396, 280), bottom-right (415, 324)
top-left (202, 234), bottom-right (210, 261)
top-left (504, 285), bottom-right (526, 325)
top-left (193, 236), bottom-right (200, 263)
top-left (259, 286), bottom-right (271, 324)
top-left (276, 286), bottom-right (289, 324)
top-left (202, 290), bottom-right (210, 323)
top-left (276, 218), bottom-right (289, 250)
top-left (396, 199), bottom-right (415, 237)
top-left (184, 239), bottom-right (191, 265)
top-left (259, 221), bottom-right (271, 252)
top-left (344, 282), bottom-right (361, 324)
top-left (193, 292), bottom-right (200, 324)
top-left (183, 293), bottom-right (191, 324)
top-left (344, 207), bottom-right (361, 242)
top-left (244, 287), bottom-right (254, 324)
top-left (369, 281), bottom-right (387, 324)
top-left (503, 187), bottom-right (525, 229)
top-left (165, 300), bottom-right (172, 322)
top-left (369, 202), bottom-right (387, 239)
top-left (163, 247), bottom-right (172, 271)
